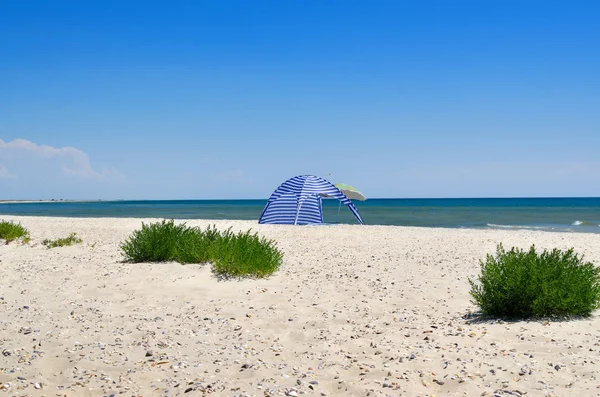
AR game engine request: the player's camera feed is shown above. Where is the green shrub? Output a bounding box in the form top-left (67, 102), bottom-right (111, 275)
top-left (175, 224), bottom-right (221, 264)
top-left (120, 219), bottom-right (204, 263)
top-left (120, 220), bottom-right (283, 278)
top-left (42, 232), bottom-right (83, 248)
top-left (211, 228), bottom-right (283, 278)
top-left (0, 220), bottom-right (30, 243)
top-left (469, 244), bottom-right (600, 319)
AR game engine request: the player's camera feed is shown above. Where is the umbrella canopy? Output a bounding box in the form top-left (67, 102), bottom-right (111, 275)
top-left (334, 183), bottom-right (367, 201)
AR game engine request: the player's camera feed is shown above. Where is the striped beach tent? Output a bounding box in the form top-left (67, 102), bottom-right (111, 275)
top-left (259, 175), bottom-right (364, 225)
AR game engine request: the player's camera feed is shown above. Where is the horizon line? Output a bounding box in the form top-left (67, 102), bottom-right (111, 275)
top-left (1, 196), bottom-right (600, 203)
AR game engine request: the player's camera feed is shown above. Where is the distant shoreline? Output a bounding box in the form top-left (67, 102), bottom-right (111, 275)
top-left (0, 200), bottom-right (107, 204)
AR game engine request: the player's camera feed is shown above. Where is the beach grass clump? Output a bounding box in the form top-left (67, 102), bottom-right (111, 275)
top-left (42, 232), bottom-right (83, 248)
top-left (211, 228), bottom-right (283, 278)
top-left (176, 224), bottom-right (221, 264)
top-left (120, 220), bottom-right (283, 278)
top-left (120, 219), bottom-right (205, 263)
top-left (469, 244), bottom-right (600, 319)
top-left (0, 220), bottom-right (30, 243)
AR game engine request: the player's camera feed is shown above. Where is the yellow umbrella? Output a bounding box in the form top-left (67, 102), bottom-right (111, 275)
top-left (335, 183), bottom-right (367, 201)
top-left (328, 183), bottom-right (366, 223)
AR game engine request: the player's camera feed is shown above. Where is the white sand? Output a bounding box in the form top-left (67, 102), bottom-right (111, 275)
top-left (1, 216), bottom-right (600, 397)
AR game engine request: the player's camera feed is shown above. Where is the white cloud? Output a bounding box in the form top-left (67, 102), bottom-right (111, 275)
top-left (0, 138), bottom-right (118, 180)
top-left (0, 164), bottom-right (15, 179)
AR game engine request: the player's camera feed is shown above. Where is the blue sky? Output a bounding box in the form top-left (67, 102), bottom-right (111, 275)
top-left (1, 0), bottom-right (599, 199)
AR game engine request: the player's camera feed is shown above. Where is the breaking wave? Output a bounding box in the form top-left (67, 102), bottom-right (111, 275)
top-left (487, 222), bottom-right (600, 233)
top-left (486, 224), bottom-right (555, 231)
top-left (572, 220), bottom-right (593, 226)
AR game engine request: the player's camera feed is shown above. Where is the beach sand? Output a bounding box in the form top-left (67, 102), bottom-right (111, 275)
top-left (1, 216), bottom-right (600, 396)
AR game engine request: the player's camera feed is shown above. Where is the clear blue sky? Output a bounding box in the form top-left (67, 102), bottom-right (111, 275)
top-left (1, 0), bottom-right (598, 199)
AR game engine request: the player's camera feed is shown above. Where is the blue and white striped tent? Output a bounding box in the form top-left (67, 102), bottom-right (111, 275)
top-left (259, 175), bottom-right (364, 225)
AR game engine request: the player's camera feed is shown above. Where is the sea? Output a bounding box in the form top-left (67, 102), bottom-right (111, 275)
top-left (0, 198), bottom-right (599, 233)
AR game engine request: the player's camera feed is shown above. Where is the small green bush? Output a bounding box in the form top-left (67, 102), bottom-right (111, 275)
top-left (0, 220), bottom-right (30, 243)
top-left (120, 220), bottom-right (283, 278)
top-left (120, 220), bottom-right (201, 262)
top-left (469, 244), bottom-right (600, 319)
top-left (212, 228), bottom-right (283, 278)
top-left (42, 232), bottom-right (83, 248)
top-left (175, 224), bottom-right (221, 264)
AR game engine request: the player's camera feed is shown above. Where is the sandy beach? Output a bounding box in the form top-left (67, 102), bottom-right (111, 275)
top-left (1, 216), bottom-right (600, 397)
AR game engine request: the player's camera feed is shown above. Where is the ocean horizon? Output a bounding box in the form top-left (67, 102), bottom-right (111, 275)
top-left (1, 197), bottom-right (599, 234)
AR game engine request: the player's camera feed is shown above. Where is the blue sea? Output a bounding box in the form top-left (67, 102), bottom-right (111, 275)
top-left (1, 198), bottom-right (599, 233)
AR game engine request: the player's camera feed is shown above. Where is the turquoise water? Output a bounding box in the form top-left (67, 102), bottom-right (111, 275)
top-left (1, 198), bottom-right (599, 233)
